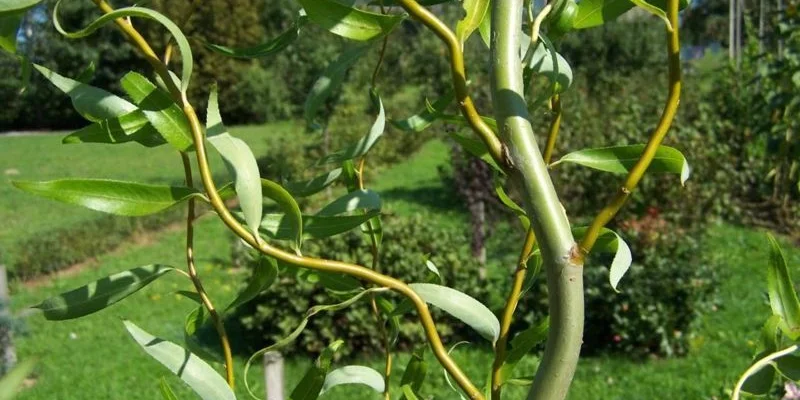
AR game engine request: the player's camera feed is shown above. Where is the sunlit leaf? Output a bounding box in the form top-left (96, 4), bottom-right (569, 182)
top-left (478, 3), bottom-right (491, 48)
top-left (207, 86), bottom-right (263, 237)
top-left (409, 283), bottom-right (500, 343)
top-left (62, 111), bottom-right (166, 147)
top-left (305, 45), bottom-right (369, 126)
top-left (0, 0), bottom-right (41, 13)
top-left (629, 0), bottom-right (672, 31)
top-left (33, 265), bottom-right (174, 320)
top-left (572, 0), bottom-right (634, 29)
top-left (284, 168), bottom-right (342, 197)
top-left (317, 94), bottom-right (386, 164)
top-left (317, 189), bottom-right (381, 216)
top-left (205, 15), bottom-right (306, 58)
top-left (261, 179), bottom-right (303, 249)
top-left (120, 72), bottom-right (193, 151)
top-left (298, 0), bottom-right (404, 41)
top-left (552, 144), bottom-right (691, 185)
top-left (321, 365), bottom-right (385, 395)
top-left (159, 377), bottom-right (179, 400)
top-left (523, 40), bottom-right (572, 93)
top-left (767, 234), bottom-right (800, 340)
top-left (13, 179), bottom-right (203, 216)
top-left (260, 210), bottom-right (381, 241)
top-left (573, 227), bottom-right (632, 291)
top-left (455, 0), bottom-right (489, 47)
top-left (33, 63), bottom-right (137, 121)
top-left (400, 347), bottom-right (427, 393)
top-left (53, 2), bottom-right (193, 99)
top-left (124, 321), bottom-right (235, 400)
top-left (391, 92), bottom-right (454, 132)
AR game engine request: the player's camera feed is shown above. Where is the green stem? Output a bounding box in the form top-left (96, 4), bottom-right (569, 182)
top-left (490, 1), bottom-right (583, 399)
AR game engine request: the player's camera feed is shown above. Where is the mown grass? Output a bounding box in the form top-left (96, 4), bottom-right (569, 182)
top-left (7, 137), bottom-right (800, 399)
top-left (0, 122), bottom-right (303, 266)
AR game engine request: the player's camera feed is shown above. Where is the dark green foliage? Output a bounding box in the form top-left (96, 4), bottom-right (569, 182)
top-left (231, 213), bottom-right (496, 357)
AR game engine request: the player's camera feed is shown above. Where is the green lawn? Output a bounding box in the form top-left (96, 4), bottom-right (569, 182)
top-left (5, 135), bottom-right (800, 399)
top-left (0, 122), bottom-right (303, 265)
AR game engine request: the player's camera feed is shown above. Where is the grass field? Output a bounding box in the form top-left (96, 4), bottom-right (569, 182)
top-left (4, 133), bottom-right (800, 399)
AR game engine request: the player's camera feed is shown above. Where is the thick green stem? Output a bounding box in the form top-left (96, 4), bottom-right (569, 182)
top-left (490, 1), bottom-right (583, 400)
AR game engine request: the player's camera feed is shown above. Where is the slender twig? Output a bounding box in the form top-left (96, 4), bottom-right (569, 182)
top-left (370, 0), bottom-right (390, 88)
top-left (575, 0), bottom-right (682, 263)
top-left (491, 227), bottom-right (536, 399)
top-left (89, 2), bottom-right (483, 397)
top-left (180, 153), bottom-right (235, 387)
top-left (393, 0), bottom-right (506, 170)
top-left (163, 0), bottom-right (200, 65)
top-left (542, 95), bottom-right (562, 164)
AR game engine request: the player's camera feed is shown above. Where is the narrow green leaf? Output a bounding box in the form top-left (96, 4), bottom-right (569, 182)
top-left (553, 144), bottom-right (691, 185)
top-left (477, 3), bottom-right (491, 48)
top-left (289, 365), bottom-right (327, 400)
top-left (317, 189), bottom-right (381, 216)
top-left (298, 0), bottom-right (404, 41)
top-left (204, 16), bottom-right (306, 58)
top-left (124, 321), bottom-right (235, 400)
top-left (261, 179), bottom-right (303, 250)
top-left (317, 94), bottom-right (386, 164)
top-left (400, 348), bottom-right (427, 393)
top-left (499, 317), bottom-right (549, 384)
top-left (175, 290), bottom-right (203, 305)
top-left (284, 168), bottom-right (342, 197)
top-left (260, 210), bottom-right (381, 240)
top-left (449, 131), bottom-right (504, 173)
top-left (321, 365), bottom-right (385, 395)
top-left (226, 256), bottom-right (278, 311)
top-left (391, 92), bottom-right (454, 132)
top-left (409, 283), bottom-right (500, 343)
top-left (573, 227), bottom-right (632, 291)
top-left (316, 271), bottom-right (362, 293)
top-left (767, 234), bottom-right (800, 340)
top-left (0, 0), bottom-right (40, 13)
top-left (183, 306), bottom-right (223, 363)
top-left (53, 2), bottom-right (193, 98)
top-left (776, 354), bottom-right (800, 381)
top-left (159, 377), bottom-right (179, 400)
top-left (572, 0), bottom-right (634, 29)
top-left (523, 40), bottom-right (573, 93)
top-left (33, 265), bottom-right (174, 320)
top-left (207, 86), bottom-right (263, 236)
top-left (629, 0), bottom-right (672, 31)
top-left (0, 358), bottom-right (36, 400)
top-left (304, 45), bottom-right (369, 126)
top-left (741, 350), bottom-right (777, 395)
top-left (455, 0), bottom-right (489, 47)
top-left (62, 111), bottom-right (166, 147)
top-left (120, 72), bottom-right (193, 152)
top-left (13, 179), bottom-right (204, 216)
top-left (0, 10), bottom-right (23, 53)
top-left (401, 385), bottom-right (421, 400)
top-left (33, 64), bottom-right (137, 121)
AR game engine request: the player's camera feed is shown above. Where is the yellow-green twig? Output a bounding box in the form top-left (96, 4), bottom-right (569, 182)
top-left (542, 95), bottom-right (562, 164)
top-left (575, 0), bottom-right (682, 263)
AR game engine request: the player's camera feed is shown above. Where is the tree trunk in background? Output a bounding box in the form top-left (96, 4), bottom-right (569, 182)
top-left (263, 351), bottom-right (284, 400)
top-left (0, 265), bottom-right (16, 375)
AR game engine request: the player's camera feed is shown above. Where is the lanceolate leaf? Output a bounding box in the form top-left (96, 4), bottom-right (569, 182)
top-left (0, 10), bottom-right (23, 54)
top-left (316, 189), bottom-right (381, 216)
top-left (33, 265), bottom-right (174, 320)
top-left (226, 256), bottom-right (278, 311)
top-left (455, 0), bottom-right (489, 47)
top-left (205, 15), bottom-right (306, 58)
top-left (207, 87), bottom-right (263, 236)
top-left (63, 111), bottom-right (166, 147)
top-left (552, 144), bottom-right (691, 185)
top-left (124, 321), bottom-right (235, 400)
top-left (391, 92), bottom-right (454, 132)
top-left (284, 168), bottom-right (343, 197)
top-left (499, 317), bottom-right (549, 384)
top-left (400, 348), bottom-right (427, 393)
top-left (262, 179), bottom-right (303, 249)
top-left (183, 306), bottom-right (223, 363)
top-left (0, 358), bottom-right (36, 400)
top-left (767, 234), bottom-right (800, 340)
top-left (572, 0), bottom-right (634, 29)
top-left (0, 0), bottom-right (41, 13)
top-left (409, 283), bottom-right (500, 343)
top-left (33, 64), bottom-right (137, 121)
top-left (629, 0), bottom-right (672, 31)
top-left (321, 365), bottom-right (385, 395)
top-left (12, 179), bottom-right (204, 216)
top-left (289, 365), bottom-right (327, 400)
top-left (53, 2), bottom-right (193, 98)
top-left (317, 94), bottom-right (386, 164)
top-left (477, 2), bottom-right (491, 48)
top-left (297, 0), bottom-right (404, 41)
top-left (305, 45), bottom-right (369, 125)
top-left (260, 210), bottom-right (381, 240)
top-left (524, 40), bottom-right (573, 93)
top-left (120, 72), bottom-right (193, 151)
top-left (573, 227), bottom-right (632, 291)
